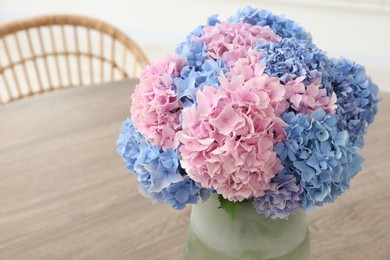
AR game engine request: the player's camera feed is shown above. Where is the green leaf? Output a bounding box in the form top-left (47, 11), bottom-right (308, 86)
top-left (217, 194), bottom-right (241, 223)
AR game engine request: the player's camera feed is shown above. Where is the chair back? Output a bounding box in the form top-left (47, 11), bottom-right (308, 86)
top-left (0, 15), bottom-right (149, 104)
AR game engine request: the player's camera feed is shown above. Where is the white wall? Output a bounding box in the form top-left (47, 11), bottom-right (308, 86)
top-left (1, 0), bottom-right (389, 91)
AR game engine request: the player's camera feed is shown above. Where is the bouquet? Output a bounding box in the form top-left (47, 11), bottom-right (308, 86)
top-left (117, 7), bottom-right (379, 220)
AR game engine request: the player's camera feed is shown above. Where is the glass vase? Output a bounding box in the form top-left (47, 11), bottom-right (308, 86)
top-left (184, 194), bottom-right (310, 260)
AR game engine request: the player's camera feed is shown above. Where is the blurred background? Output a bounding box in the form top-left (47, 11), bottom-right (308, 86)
top-left (0, 0), bottom-right (389, 92)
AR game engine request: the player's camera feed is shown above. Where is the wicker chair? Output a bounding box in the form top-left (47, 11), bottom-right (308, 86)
top-left (0, 15), bottom-right (149, 104)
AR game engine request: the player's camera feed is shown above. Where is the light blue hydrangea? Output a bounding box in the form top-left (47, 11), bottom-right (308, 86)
top-left (326, 143), bottom-right (364, 203)
top-left (324, 58), bottom-right (380, 148)
top-left (117, 119), bottom-right (202, 209)
top-left (274, 109), bottom-right (363, 210)
top-left (175, 15), bottom-right (227, 107)
top-left (173, 59), bottom-right (227, 107)
top-left (177, 40), bottom-right (206, 68)
top-left (253, 171), bottom-right (303, 219)
top-left (256, 37), bottom-right (330, 91)
top-left (228, 6), bottom-right (312, 41)
top-left (161, 177), bottom-right (200, 210)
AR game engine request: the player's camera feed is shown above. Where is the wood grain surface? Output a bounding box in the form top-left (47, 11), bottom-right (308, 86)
top-left (0, 80), bottom-right (389, 260)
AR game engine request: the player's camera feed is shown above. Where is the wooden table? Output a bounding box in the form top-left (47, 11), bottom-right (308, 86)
top-left (0, 80), bottom-right (389, 260)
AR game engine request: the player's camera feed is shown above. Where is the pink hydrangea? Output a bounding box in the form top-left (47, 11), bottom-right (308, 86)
top-left (224, 49), bottom-right (289, 116)
top-left (197, 22), bottom-right (280, 67)
top-left (131, 55), bottom-right (187, 150)
top-left (284, 77), bottom-right (337, 115)
top-left (178, 58), bottom-right (287, 201)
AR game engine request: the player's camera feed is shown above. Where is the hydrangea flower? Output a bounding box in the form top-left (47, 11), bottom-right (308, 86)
top-left (326, 143), bottom-right (364, 203)
top-left (177, 39), bottom-right (206, 69)
top-left (178, 58), bottom-right (287, 202)
top-left (256, 37), bottom-right (328, 87)
top-left (197, 21), bottom-right (280, 66)
top-left (253, 171), bottom-right (303, 219)
top-left (228, 6), bottom-right (312, 41)
top-left (117, 7), bottom-right (379, 219)
top-left (161, 177), bottom-right (201, 210)
top-left (325, 57), bottom-right (379, 147)
top-left (175, 21), bottom-right (280, 107)
top-left (177, 14), bottom-right (221, 57)
top-left (131, 55), bottom-right (187, 150)
top-left (284, 76), bottom-right (337, 115)
top-left (274, 109), bottom-right (358, 210)
top-left (117, 119), bottom-right (201, 209)
top-left (173, 58), bottom-right (227, 107)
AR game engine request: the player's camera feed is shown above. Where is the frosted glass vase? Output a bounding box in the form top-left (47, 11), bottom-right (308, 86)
top-left (184, 194), bottom-right (310, 260)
